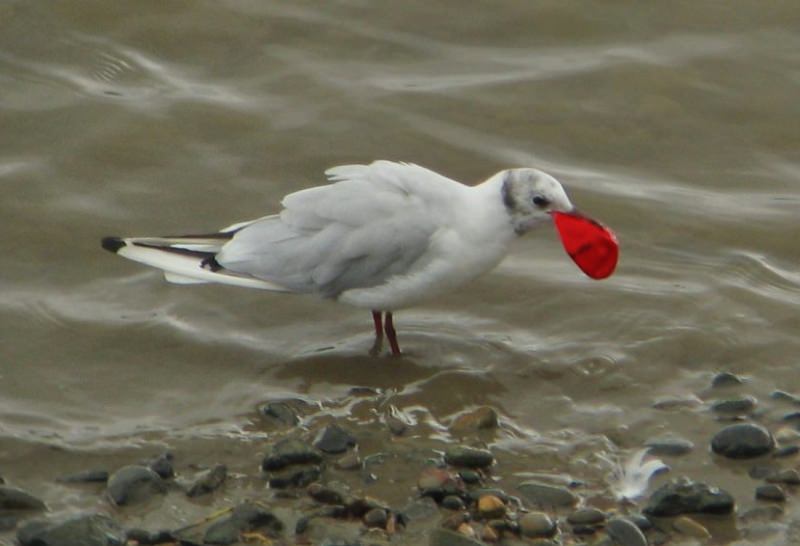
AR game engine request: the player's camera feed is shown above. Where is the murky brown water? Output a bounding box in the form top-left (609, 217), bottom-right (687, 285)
top-left (2, 1), bottom-right (800, 544)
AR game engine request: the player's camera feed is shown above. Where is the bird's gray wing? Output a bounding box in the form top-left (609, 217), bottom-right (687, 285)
top-left (216, 163), bottom-right (447, 297)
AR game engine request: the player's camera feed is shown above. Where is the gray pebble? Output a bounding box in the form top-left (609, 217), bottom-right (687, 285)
top-left (363, 507), bottom-right (388, 528)
top-left (607, 516), bottom-right (648, 546)
top-left (711, 423), bottom-right (775, 459)
top-left (106, 465), bottom-right (166, 506)
top-left (517, 481), bottom-right (577, 508)
top-left (203, 502), bottom-right (282, 545)
top-left (644, 477), bottom-right (734, 516)
top-left (755, 484), bottom-right (786, 502)
top-left (644, 436), bottom-right (694, 456)
top-left (262, 438), bottom-right (323, 471)
top-left (444, 446), bottom-right (494, 468)
top-left (711, 395), bottom-right (757, 414)
top-left (442, 495), bottom-right (466, 510)
top-left (518, 511), bottom-right (556, 538)
top-left (313, 424), bottom-right (357, 454)
top-left (267, 464), bottom-right (321, 489)
top-left (773, 445), bottom-right (799, 458)
top-left (711, 371), bottom-right (744, 388)
top-left (186, 464), bottom-right (227, 497)
top-left (567, 507), bottom-right (606, 525)
top-left (770, 390), bottom-right (800, 404)
top-left (0, 486), bottom-right (46, 511)
top-left (429, 528), bottom-right (484, 546)
top-left (260, 401), bottom-right (301, 426)
top-left (766, 468), bottom-right (800, 484)
top-left (17, 514), bottom-right (125, 546)
top-left (146, 452), bottom-right (174, 479)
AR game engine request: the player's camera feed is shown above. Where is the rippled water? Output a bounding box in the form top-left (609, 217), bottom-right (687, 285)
top-left (2, 1), bottom-right (800, 541)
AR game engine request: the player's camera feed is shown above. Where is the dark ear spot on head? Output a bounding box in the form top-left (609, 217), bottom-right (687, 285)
top-left (501, 174), bottom-right (516, 210)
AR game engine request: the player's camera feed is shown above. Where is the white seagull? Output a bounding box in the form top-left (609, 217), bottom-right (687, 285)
top-left (102, 161), bottom-right (617, 355)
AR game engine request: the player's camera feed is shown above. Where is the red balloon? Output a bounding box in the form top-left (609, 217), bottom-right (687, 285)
top-left (551, 211), bottom-right (619, 280)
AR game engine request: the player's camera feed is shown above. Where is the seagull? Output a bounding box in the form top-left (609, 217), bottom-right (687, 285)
top-left (101, 161), bottom-right (617, 355)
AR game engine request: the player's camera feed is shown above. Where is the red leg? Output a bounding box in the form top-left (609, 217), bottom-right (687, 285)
top-left (372, 310), bottom-right (383, 338)
top-left (384, 312), bottom-right (401, 356)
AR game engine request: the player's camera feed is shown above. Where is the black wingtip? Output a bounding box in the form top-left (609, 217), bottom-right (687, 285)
top-left (101, 236), bottom-right (125, 254)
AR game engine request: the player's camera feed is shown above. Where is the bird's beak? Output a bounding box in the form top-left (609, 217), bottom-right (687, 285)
top-left (550, 210), bottom-right (619, 280)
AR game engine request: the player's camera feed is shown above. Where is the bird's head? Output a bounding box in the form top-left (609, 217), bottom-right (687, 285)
top-left (500, 168), bottom-right (573, 234)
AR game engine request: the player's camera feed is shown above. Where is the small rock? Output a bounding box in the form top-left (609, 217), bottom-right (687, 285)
top-left (773, 445), bottom-right (799, 458)
top-left (774, 427), bottom-right (800, 442)
top-left (518, 512), bottom-right (556, 538)
top-left (567, 507), bottom-right (606, 525)
top-left (711, 395), bottom-right (757, 414)
top-left (186, 464), bottom-right (227, 497)
top-left (459, 470), bottom-right (482, 485)
top-left (203, 502), bottom-right (282, 545)
top-left (17, 514), bottom-right (125, 546)
top-left (429, 528), bottom-right (484, 546)
top-left (262, 438), bottom-right (323, 471)
top-left (442, 495), bottom-right (466, 510)
top-left (481, 524), bottom-right (499, 542)
top-left (673, 516), bottom-right (711, 539)
top-left (449, 407), bottom-right (499, 433)
top-left (267, 464), bottom-right (321, 489)
top-left (624, 513), bottom-right (653, 531)
top-left (749, 464), bottom-right (778, 479)
top-left (386, 414), bottom-right (409, 436)
top-left (336, 452), bottom-right (362, 471)
top-left (444, 446), bottom-right (494, 469)
top-left (517, 481), bottom-right (577, 508)
top-left (755, 484), bottom-right (786, 502)
top-left (770, 390), bottom-right (800, 404)
top-left (711, 423), bottom-right (775, 459)
top-left (313, 424), bottom-right (357, 454)
top-left (738, 505), bottom-right (784, 523)
top-left (363, 508), bottom-right (388, 528)
top-left (260, 401), bottom-right (301, 426)
top-left (765, 469), bottom-right (800, 484)
top-left (644, 477), bottom-right (735, 516)
top-left (400, 497), bottom-right (439, 522)
top-left (307, 482), bottom-right (347, 505)
top-left (146, 452), bottom-right (174, 479)
top-left (652, 394), bottom-right (702, 410)
top-left (106, 465), bottom-right (166, 506)
top-left (458, 522), bottom-right (477, 538)
top-left (644, 436), bottom-right (694, 456)
top-left (0, 486), bottom-right (46, 511)
top-left (57, 470), bottom-right (109, 484)
top-left (781, 411), bottom-right (800, 422)
top-left (711, 371), bottom-right (744, 388)
top-left (477, 495), bottom-right (505, 519)
top-left (607, 516), bottom-right (647, 546)
top-left (124, 529), bottom-right (175, 545)
top-left (417, 468), bottom-right (464, 501)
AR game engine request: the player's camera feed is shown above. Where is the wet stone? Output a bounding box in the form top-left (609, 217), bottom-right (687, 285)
top-left (308, 482), bottom-right (348, 505)
top-left (314, 424), bottom-right (357, 454)
top-left (711, 423), bottom-right (775, 459)
top-left (267, 464), bottom-right (321, 489)
top-left (442, 495), bottom-right (466, 511)
top-left (260, 401), bottom-right (301, 426)
top-left (429, 527), bottom-right (484, 546)
top-left (449, 407), bottom-right (499, 433)
top-left (773, 445), bottom-right (799, 458)
top-left (125, 529), bottom-right (175, 545)
top-left (770, 390), bottom-right (800, 404)
top-left (459, 470), bottom-right (482, 485)
top-left (673, 516), bottom-right (710, 539)
top-left (17, 514), bottom-right (125, 546)
top-left (652, 394), bottom-right (702, 410)
top-left (336, 452), bottom-right (362, 471)
top-left (781, 411), bottom-right (800, 422)
top-left (765, 468), bottom-right (800, 484)
top-left (477, 495), bottom-right (506, 519)
top-left (624, 513), bottom-right (653, 531)
top-left (644, 436), bottom-right (694, 456)
top-left (262, 438), bottom-right (323, 471)
top-left (418, 468), bottom-right (465, 501)
top-left (517, 481), bottom-right (578, 508)
top-left (711, 395), bottom-right (757, 414)
top-left (606, 516), bottom-right (648, 546)
top-left (644, 478), bottom-right (735, 516)
top-left (711, 371), bottom-right (744, 388)
top-left (363, 507), bottom-right (388, 528)
top-left (444, 446), bottom-right (494, 469)
top-left (567, 507), bottom-right (606, 525)
top-left (518, 512), bottom-right (556, 538)
top-left (400, 497), bottom-right (439, 522)
top-left (739, 504), bottom-right (784, 523)
top-left (106, 465), bottom-right (166, 506)
top-left (57, 469), bottom-right (109, 484)
top-left (749, 464), bottom-right (778, 480)
top-left (0, 485), bottom-right (46, 511)
top-left (755, 484), bottom-right (786, 502)
top-left (186, 463), bottom-right (227, 497)
top-left (203, 502), bottom-right (283, 545)
top-left (146, 452), bottom-right (175, 479)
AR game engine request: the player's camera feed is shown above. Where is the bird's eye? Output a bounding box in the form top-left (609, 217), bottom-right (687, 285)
top-left (532, 195), bottom-right (550, 208)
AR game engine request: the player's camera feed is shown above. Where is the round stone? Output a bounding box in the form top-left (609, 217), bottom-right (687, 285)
top-left (711, 423), bottom-right (775, 459)
top-left (567, 507), bottom-right (606, 525)
top-left (607, 517), bottom-right (647, 546)
top-left (755, 484), bottom-right (786, 502)
top-left (477, 495), bottom-right (506, 519)
top-left (518, 511), bottom-right (556, 538)
top-left (444, 446), bottom-right (494, 469)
